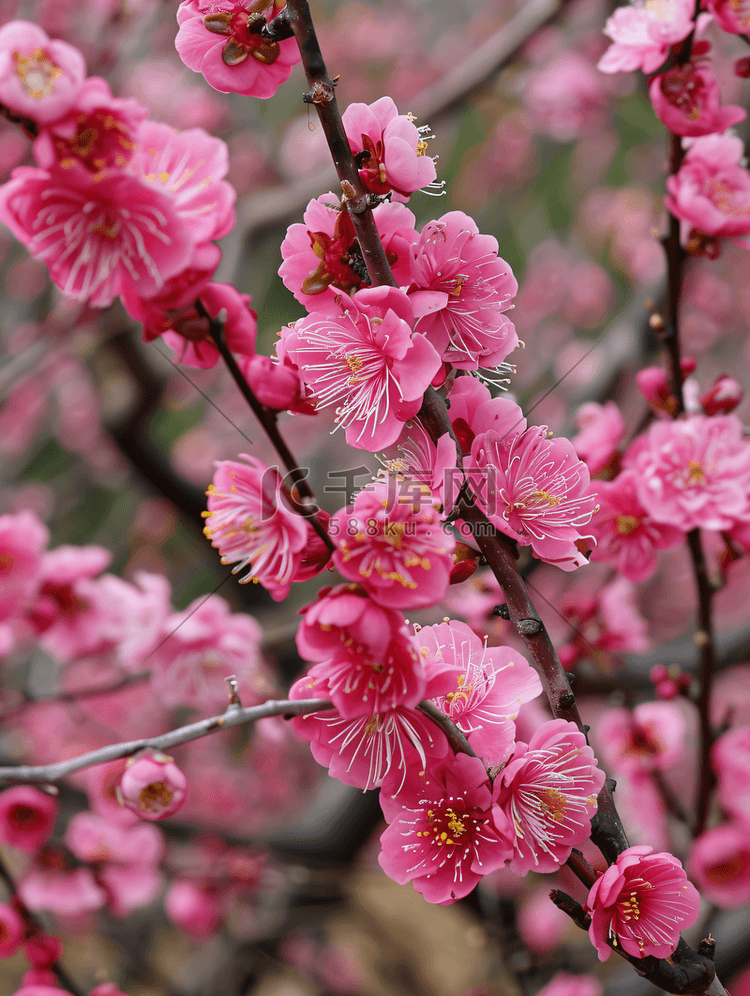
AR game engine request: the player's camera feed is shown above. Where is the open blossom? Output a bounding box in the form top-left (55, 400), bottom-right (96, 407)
top-left (281, 287), bottom-right (441, 451)
top-left (296, 583), bottom-right (405, 663)
top-left (597, 702), bottom-right (685, 774)
top-left (572, 401), bottom-right (625, 476)
top-left (0, 787), bottom-right (57, 852)
top-left (415, 619), bottom-right (542, 765)
top-left (587, 845), bottom-right (700, 960)
top-left (624, 414), bottom-right (750, 531)
top-left (330, 476), bottom-right (455, 609)
top-left (598, 0), bottom-right (695, 75)
top-left (378, 753), bottom-right (513, 904)
top-left (494, 719), bottom-right (605, 875)
top-left (405, 211), bottom-right (519, 372)
top-left (589, 470), bottom-right (684, 583)
top-left (523, 51), bottom-right (610, 142)
top-left (649, 60), bottom-right (746, 138)
top-left (342, 97), bottom-right (439, 202)
top-left (665, 133), bottom-right (750, 248)
top-left (175, 0), bottom-right (300, 98)
top-left (118, 751), bottom-right (188, 821)
top-left (205, 454), bottom-right (328, 600)
top-left (713, 726), bottom-right (750, 824)
top-left (32, 77), bottom-right (148, 173)
top-left (706, 0), bottom-right (750, 33)
top-left (0, 21), bottom-right (86, 124)
top-left (279, 194), bottom-right (417, 309)
top-left (0, 510), bottom-right (48, 625)
top-left (470, 427), bottom-right (598, 570)
top-left (689, 823), bottom-right (750, 907)
top-left (289, 671), bottom-right (450, 794)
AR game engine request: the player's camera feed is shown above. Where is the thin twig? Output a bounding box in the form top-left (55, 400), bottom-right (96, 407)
top-left (689, 528), bottom-right (718, 837)
top-left (417, 701), bottom-right (476, 758)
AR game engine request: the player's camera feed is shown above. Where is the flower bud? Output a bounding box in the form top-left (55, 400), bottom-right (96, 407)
top-left (700, 374), bottom-right (743, 416)
top-left (0, 787), bottom-right (57, 852)
top-left (635, 366), bottom-right (677, 416)
top-left (736, 56), bottom-right (750, 78)
top-left (23, 933), bottom-right (63, 968)
top-left (449, 543), bottom-right (479, 584)
top-left (118, 751), bottom-right (187, 822)
top-left (0, 900), bottom-right (25, 957)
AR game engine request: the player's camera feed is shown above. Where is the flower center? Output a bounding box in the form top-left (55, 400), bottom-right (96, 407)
top-left (13, 48), bottom-right (63, 98)
top-left (203, 2), bottom-right (283, 67)
top-left (139, 781), bottom-right (173, 812)
top-left (617, 515), bottom-right (640, 535)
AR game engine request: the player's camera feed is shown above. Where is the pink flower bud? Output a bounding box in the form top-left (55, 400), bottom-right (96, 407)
top-left (19, 968), bottom-right (60, 987)
top-left (118, 751), bottom-right (187, 822)
top-left (680, 357), bottom-right (697, 375)
top-left (164, 879), bottom-right (221, 939)
top-left (0, 900), bottom-right (25, 957)
top-left (635, 367), bottom-right (677, 415)
top-left (23, 933), bottom-right (62, 968)
top-left (241, 354), bottom-right (302, 411)
top-left (701, 374), bottom-right (743, 416)
top-left (0, 787), bottom-right (57, 852)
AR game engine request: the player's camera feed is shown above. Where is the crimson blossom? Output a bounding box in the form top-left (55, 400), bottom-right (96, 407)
top-left (280, 286), bottom-right (442, 451)
top-left (378, 753), bottom-right (513, 904)
top-left (586, 845), bottom-right (700, 960)
top-left (330, 475), bottom-right (456, 610)
top-left (494, 719), bottom-right (605, 875)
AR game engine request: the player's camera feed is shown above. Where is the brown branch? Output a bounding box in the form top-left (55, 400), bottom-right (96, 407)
top-left (689, 528), bottom-right (718, 837)
top-left (417, 701), bottom-right (476, 758)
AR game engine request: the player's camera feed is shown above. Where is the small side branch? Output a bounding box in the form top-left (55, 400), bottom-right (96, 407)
top-left (417, 701), bottom-right (476, 758)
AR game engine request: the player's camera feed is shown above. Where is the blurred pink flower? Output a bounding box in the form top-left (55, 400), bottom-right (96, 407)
top-left (0, 786), bottom-right (57, 852)
top-left (713, 726), bottom-right (750, 823)
top-left (649, 60), bottom-right (746, 138)
top-left (523, 51), bottom-right (609, 141)
top-left (572, 401), bottom-right (625, 475)
top-left (597, 701), bottom-right (685, 774)
top-left (0, 510), bottom-right (48, 624)
top-left (534, 971), bottom-right (602, 996)
top-left (689, 822), bottom-right (750, 907)
top-left (598, 0), bottom-right (694, 74)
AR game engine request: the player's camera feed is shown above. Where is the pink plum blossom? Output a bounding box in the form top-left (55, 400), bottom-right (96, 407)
top-left (713, 726), bottom-right (750, 824)
top-left (32, 77), bottom-right (148, 173)
top-left (147, 595), bottom-right (265, 708)
top-left (623, 414), bottom-right (750, 531)
top-left (342, 96), bottom-right (439, 202)
top-left (523, 51), bottom-right (610, 142)
top-left (19, 849), bottom-right (106, 917)
top-left (0, 510), bottom-right (48, 624)
top-left (118, 750), bottom-right (188, 821)
top-left (0, 21), bottom-right (86, 124)
top-left (589, 470), bottom-right (684, 583)
top-left (279, 194), bottom-right (417, 309)
top-left (689, 823), bottom-right (750, 907)
top-left (598, 0), bottom-right (695, 75)
top-left (0, 901), bottom-right (25, 957)
top-left (296, 583), bottom-right (405, 663)
top-left (586, 845), bottom-right (700, 960)
top-left (517, 887), bottom-right (573, 954)
top-left (280, 286), bottom-right (441, 451)
top-left (706, 0), bottom-right (750, 33)
top-left (405, 211), bottom-right (518, 372)
top-left (175, 0), bottom-right (301, 99)
top-left (572, 401), bottom-right (625, 476)
top-left (415, 619), bottom-right (542, 765)
top-left (448, 377), bottom-right (526, 455)
top-left (469, 427), bottom-right (598, 570)
top-left (330, 476), bottom-right (455, 610)
top-left (494, 719), bottom-right (605, 875)
top-left (665, 133), bottom-right (750, 249)
top-left (649, 60), bottom-right (746, 138)
top-left (384, 421), bottom-right (460, 514)
top-left (378, 753), bottom-right (512, 904)
top-left (534, 972), bottom-right (602, 996)
top-left (204, 454), bottom-right (320, 600)
top-left (289, 670), bottom-right (450, 794)
top-left (0, 787), bottom-right (57, 852)
top-left (597, 701), bottom-right (685, 774)
top-left (165, 879), bottom-right (222, 939)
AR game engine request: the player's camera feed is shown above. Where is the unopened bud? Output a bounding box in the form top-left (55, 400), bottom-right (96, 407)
top-left (118, 750), bottom-right (187, 822)
top-left (635, 366), bottom-right (678, 416)
top-left (449, 542), bottom-right (478, 584)
top-left (700, 373), bottom-right (743, 416)
top-left (735, 56), bottom-right (750, 78)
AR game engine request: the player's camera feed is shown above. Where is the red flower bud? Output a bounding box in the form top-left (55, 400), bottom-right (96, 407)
top-left (700, 374), bottom-right (743, 416)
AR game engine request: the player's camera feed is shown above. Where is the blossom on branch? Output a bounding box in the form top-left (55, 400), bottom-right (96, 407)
top-left (586, 845), bottom-right (700, 959)
top-left (597, 0), bottom-right (695, 75)
top-left (649, 59), bottom-right (746, 138)
top-left (175, 0), bottom-right (300, 98)
top-left (0, 21), bottom-right (86, 124)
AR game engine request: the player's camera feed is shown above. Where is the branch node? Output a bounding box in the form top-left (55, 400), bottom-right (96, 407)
top-left (302, 80), bottom-right (334, 105)
top-left (492, 603), bottom-right (510, 619)
top-left (516, 617), bottom-right (542, 636)
top-left (698, 934), bottom-right (716, 960)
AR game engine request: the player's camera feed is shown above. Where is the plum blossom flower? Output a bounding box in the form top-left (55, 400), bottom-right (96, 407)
top-left (0, 902), bottom-right (24, 958)
top-left (649, 60), bottom-right (746, 138)
top-left (279, 194), bottom-right (417, 309)
top-left (0, 510), bottom-right (48, 626)
top-left (589, 470), bottom-right (684, 583)
top-left (405, 211), bottom-right (519, 372)
top-left (415, 619), bottom-right (542, 765)
top-left (706, 0), bottom-right (750, 33)
top-left (204, 454), bottom-right (326, 600)
top-left (296, 583), bottom-right (405, 663)
top-left (470, 427), bottom-right (598, 570)
top-left (0, 21), bottom-right (86, 124)
top-left (597, 702), bottom-right (685, 774)
top-left (598, 0), bottom-right (695, 75)
top-left (534, 972), bottom-right (602, 996)
top-left (289, 671), bottom-right (450, 794)
top-left (0, 787), bottom-right (57, 852)
top-left (19, 848), bottom-right (107, 916)
top-left (494, 719), bottom-right (605, 875)
top-left (689, 823), bottom-right (750, 907)
top-left (665, 133), bottom-right (750, 250)
top-left (32, 76), bottom-right (148, 173)
top-left (624, 414), bottom-right (750, 531)
top-left (378, 753), bottom-right (513, 904)
top-left (342, 97), bottom-right (439, 202)
top-left (280, 286), bottom-right (441, 451)
top-left (586, 845), bottom-right (700, 960)
top-left (712, 726), bottom-right (750, 823)
top-left (330, 476), bottom-right (455, 609)
top-left (572, 401), bottom-right (625, 476)
top-left (118, 750), bottom-right (188, 821)
top-left (175, 0), bottom-right (300, 98)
